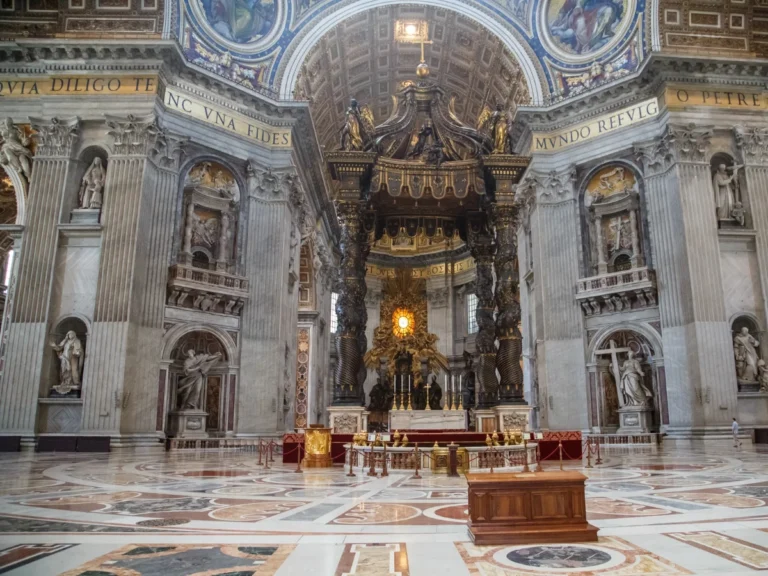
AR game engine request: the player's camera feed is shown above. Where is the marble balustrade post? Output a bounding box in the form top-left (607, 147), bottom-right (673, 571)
top-left (636, 124), bottom-right (737, 434)
top-left (80, 116), bottom-right (183, 443)
top-left (0, 117), bottom-right (80, 442)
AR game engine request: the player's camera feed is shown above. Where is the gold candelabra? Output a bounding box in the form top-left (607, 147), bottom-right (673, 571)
top-left (425, 381), bottom-right (431, 410)
top-left (407, 391), bottom-right (413, 411)
top-left (458, 392), bottom-right (464, 411)
top-left (399, 392), bottom-right (405, 410)
top-left (450, 391), bottom-right (457, 410)
top-left (391, 390), bottom-right (399, 411)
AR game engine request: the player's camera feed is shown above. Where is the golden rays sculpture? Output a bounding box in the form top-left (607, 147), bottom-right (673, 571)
top-left (364, 269), bottom-right (448, 387)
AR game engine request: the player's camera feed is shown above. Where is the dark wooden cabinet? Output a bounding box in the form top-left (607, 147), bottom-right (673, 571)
top-left (466, 471), bottom-right (598, 545)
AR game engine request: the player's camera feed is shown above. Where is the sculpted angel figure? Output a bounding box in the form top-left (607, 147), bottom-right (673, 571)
top-left (177, 349), bottom-right (222, 410)
top-left (0, 118), bottom-right (32, 181)
top-left (619, 351), bottom-right (652, 406)
top-left (79, 157), bottom-right (106, 209)
top-left (339, 99), bottom-right (374, 151)
top-left (50, 331), bottom-right (84, 394)
top-left (479, 103), bottom-right (511, 154)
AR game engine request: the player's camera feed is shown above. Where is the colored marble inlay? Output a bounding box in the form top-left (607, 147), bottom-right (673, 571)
top-left (335, 543), bottom-right (409, 576)
top-left (0, 544), bottom-right (74, 574)
top-left (667, 531), bottom-right (768, 569)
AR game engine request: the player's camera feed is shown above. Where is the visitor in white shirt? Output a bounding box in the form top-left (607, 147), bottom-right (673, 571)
top-left (732, 418), bottom-right (742, 448)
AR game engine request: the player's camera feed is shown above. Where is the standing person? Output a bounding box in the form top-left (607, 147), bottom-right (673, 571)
top-left (732, 417), bottom-right (742, 448)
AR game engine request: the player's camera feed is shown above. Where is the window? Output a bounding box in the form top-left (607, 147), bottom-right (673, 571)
top-left (3, 250), bottom-right (13, 288)
top-left (467, 293), bottom-right (478, 334)
top-left (330, 292), bottom-right (339, 333)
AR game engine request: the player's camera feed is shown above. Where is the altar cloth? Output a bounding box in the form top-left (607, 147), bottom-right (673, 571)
top-left (389, 410), bottom-right (467, 431)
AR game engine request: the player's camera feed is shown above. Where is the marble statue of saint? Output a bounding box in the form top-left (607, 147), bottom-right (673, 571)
top-left (619, 351), bottom-right (652, 406)
top-left (732, 201), bottom-right (746, 227)
top-left (734, 327), bottom-right (760, 382)
top-left (339, 99), bottom-right (364, 151)
top-left (0, 118), bottom-right (32, 180)
top-left (79, 158), bottom-right (106, 210)
top-left (713, 163), bottom-right (743, 222)
top-left (758, 360), bottom-right (768, 393)
top-left (487, 104), bottom-right (511, 154)
top-left (182, 202), bottom-right (197, 254)
top-left (462, 351), bottom-right (476, 408)
top-left (177, 350), bottom-right (222, 410)
top-left (50, 331), bottom-right (84, 394)
top-left (427, 374), bottom-right (443, 411)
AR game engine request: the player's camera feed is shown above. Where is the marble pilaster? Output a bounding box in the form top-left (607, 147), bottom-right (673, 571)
top-left (636, 124), bottom-right (737, 434)
top-left (0, 117), bottom-right (80, 441)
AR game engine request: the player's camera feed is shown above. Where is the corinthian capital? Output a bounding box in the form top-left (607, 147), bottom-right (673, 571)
top-left (149, 128), bottom-right (187, 171)
top-left (29, 116), bottom-right (80, 158)
top-left (635, 133), bottom-right (674, 176)
top-left (516, 166), bottom-right (576, 206)
top-left (735, 125), bottom-right (768, 165)
top-left (667, 123), bottom-right (713, 163)
top-left (106, 114), bottom-right (160, 156)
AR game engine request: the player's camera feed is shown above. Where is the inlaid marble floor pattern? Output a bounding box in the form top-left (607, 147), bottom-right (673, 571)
top-left (1, 444), bottom-right (768, 575)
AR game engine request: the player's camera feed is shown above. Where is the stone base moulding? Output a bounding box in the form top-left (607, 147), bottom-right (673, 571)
top-left (328, 406), bottom-right (369, 433)
top-left (168, 410), bottom-right (209, 438)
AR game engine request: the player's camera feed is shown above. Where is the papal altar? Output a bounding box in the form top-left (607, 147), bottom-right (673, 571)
top-left (390, 410), bottom-right (466, 430)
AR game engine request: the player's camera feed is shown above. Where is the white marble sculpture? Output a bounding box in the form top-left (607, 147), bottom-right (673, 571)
top-left (79, 157), bottom-right (106, 209)
top-left (758, 360), bottom-right (768, 393)
top-left (0, 118), bottom-right (32, 181)
top-left (50, 331), bottom-right (84, 395)
top-left (182, 201), bottom-right (197, 254)
top-left (734, 327), bottom-right (760, 382)
top-left (619, 351), bottom-right (652, 406)
top-left (177, 350), bottom-right (222, 410)
top-left (713, 163), bottom-right (743, 222)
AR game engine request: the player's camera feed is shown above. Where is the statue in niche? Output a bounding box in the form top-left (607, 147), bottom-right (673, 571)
top-left (187, 161), bottom-right (239, 202)
top-left (462, 351), bottom-right (477, 408)
top-left (712, 162), bottom-right (743, 223)
top-left (734, 327), bottom-right (760, 382)
top-left (619, 351), bottom-right (652, 407)
top-left (192, 215), bottom-right (218, 249)
top-left (0, 118), bottom-right (32, 181)
top-left (732, 202), bottom-right (746, 227)
top-left (183, 202), bottom-right (198, 254)
top-left (177, 349), bottom-right (222, 410)
top-left (78, 158), bottom-right (106, 210)
top-left (427, 373), bottom-right (443, 410)
top-left (367, 377), bottom-right (392, 412)
top-left (50, 331), bottom-right (84, 395)
top-left (339, 98), bottom-right (364, 151)
top-left (607, 215), bottom-right (632, 255)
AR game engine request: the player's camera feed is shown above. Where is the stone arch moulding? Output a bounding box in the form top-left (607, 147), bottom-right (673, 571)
top-left (2, 165), bottom-right (26, 226)
top-left (52, 312), bottom-right (92, 336)
top-left (161, 323), bottom-right (238, 365)
top-left (588, 322), bottom-right (663, 364)
top-left (578, 159), bottom-right (645, 201)
top-left (276, 0), bottom-right (546, 103)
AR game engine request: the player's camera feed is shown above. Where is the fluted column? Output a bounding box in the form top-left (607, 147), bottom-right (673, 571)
top-left (735, 127), bottom-right (768, 331)
top-left (239, 164), bottom-right (297, 433)
top-left (468, 215), bottom-right (498, 408)
top-left (81, 115), bottom-right (172, 436)
top-left (0, 118), bottom-right (79, 440)
top-left (518, 167), bottom-right (587, 430)
top-left (636, 124), bottom-right (736, 434)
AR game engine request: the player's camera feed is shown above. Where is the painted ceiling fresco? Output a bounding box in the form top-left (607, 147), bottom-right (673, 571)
top-left (174, 0), bottom-right (650, 104)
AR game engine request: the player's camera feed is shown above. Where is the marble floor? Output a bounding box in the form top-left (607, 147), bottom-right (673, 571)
top-left (0, 443), bottom-right (768, 575)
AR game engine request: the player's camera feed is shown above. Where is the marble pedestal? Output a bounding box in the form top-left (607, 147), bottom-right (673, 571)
top-left (495, 404), bottom-right (532, 431)
top-left (168, 410), bottom-right (208, 438)
top-left (70, 208), bottom-right (100, 224)
top-left (474, 409), bottom-right (497, 432)
top-left (328, 406), bottom-right (369, 433)
top-left (617, 405), bottom-right (654, 434)
top-left (389, 410), bottom-right (466, 431)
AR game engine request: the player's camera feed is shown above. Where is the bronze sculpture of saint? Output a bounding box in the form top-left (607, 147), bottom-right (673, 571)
top-left (427, 374), bottom-right (443, 410)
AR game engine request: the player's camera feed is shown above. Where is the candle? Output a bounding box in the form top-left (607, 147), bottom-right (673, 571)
top-left (409, 374), bottom-right (411, 393)
top-left (459, 374), bottom-right (462, 394)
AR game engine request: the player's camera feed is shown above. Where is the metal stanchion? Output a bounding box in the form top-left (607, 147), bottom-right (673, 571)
top-left (489, 446), bottom-right (494, 474)
top-left (367, 449), bottom-right (377, 477)
top-left (595, 437), bottom-right (602, 465)
top-left (558, 440), bottom-right (563, 471)
top-left (585, 438), bottom-right (593, 469)
top-left (294, 443), bottom-right (303, 473)
top-left (346, 447), bottom-right (356, 477)
top-left (535, 442), bottom-right (543, 472)
top-left (413, 443), bottom-right (421, 479)
top-left (381, 443), bottom-right (389, 477)
top-left (257, 440), bottom-right (263, 466)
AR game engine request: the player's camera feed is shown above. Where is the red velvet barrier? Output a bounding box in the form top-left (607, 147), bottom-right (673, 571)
top-left (282, 430), bottom-right (582, 464)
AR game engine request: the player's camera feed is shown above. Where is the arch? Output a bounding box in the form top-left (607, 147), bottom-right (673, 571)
top-left (52, 312), bottom-right (92, 335)
top-left (161, 322), bottom-right (238, 364)
top-left (0, 165), bottom-right (26, 226)
top-left (588, 322), bottom-right (663, 363)
top-left (277, 0), bottom-right (545, 103)
top-left (730, 313), bottom-right (761, 334)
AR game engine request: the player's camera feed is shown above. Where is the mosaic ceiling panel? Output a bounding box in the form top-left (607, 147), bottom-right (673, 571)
top-left (174, 0), bottom-right (652, 102)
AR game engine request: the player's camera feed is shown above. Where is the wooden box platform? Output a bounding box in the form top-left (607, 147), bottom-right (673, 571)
top-left (466, 470), bottom-right (598, 545)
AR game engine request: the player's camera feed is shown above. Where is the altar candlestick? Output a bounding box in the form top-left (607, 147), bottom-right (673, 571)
top-left (444, 374), bottom-right (450, 411)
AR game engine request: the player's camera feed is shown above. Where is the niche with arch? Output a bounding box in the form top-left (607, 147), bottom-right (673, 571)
top-left (168, 330), bottom-right (233, 434)
top-left (590, 329), bottom-right (662, 433)
top-left (711, 152), bottom-right (748, 229)
top-left (69, 146), bottom-right (108, 224)
top-left (47, 317), bottom-right (88, 398)
top-left (0, 168), bottom-right (19, 301)
top-left (731, 314), bottom-right (765, 392)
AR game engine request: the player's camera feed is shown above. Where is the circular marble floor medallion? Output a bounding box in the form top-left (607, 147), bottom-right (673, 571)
top-left (493, 544), bottom-right (625, 572)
